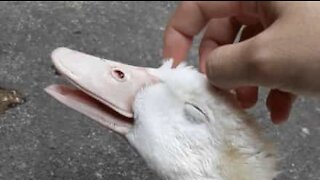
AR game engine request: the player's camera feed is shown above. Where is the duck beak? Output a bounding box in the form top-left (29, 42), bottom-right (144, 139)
top-left (45, 47), bottom-right (159, 135)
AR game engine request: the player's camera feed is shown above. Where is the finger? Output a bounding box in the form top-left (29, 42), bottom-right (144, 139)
top-left (205, 28), bottom-right (261, 89)
top-left (199, 17), bottom-right (241, 73)
top-left (266, 89), bottom-right (296, 124)
top-left (205, 19), bottom-right (293, 90)
top-left (234, 24), bottom-right (263, 108)
top-left (163, 1), bottom-right (259, 65)
top-left (235, 86), bottom-right (258, 108)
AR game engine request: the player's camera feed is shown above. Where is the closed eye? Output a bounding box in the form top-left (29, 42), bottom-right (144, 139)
top-left (188, 103), bottom-right (205, 115)
top-left (184, 102), bottom-right (209, 124)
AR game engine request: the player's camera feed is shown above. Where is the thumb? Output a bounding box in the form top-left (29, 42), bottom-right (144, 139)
top-left (205, 38), bottom-right (259, 89)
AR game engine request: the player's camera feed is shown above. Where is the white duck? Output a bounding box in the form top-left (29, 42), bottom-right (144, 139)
top-left (46, 48), bottom-right (278, 180)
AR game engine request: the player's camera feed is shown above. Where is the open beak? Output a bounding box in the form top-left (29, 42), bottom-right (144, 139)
top-left (45, 47), bottom-right (158, 135)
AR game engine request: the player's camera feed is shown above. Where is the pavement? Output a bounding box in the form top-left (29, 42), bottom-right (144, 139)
top-left (0, 2), bottom-right (319, 180)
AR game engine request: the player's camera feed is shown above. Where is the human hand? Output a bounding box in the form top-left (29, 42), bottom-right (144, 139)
top-left (163, 2), bottom-right (320, 124)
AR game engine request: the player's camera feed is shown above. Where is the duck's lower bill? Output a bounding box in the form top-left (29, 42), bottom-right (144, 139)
top-left (45, 84), bottom-right (133, 135)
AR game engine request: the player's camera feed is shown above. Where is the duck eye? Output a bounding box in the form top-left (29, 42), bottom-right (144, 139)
top-left (184, 102), bottom-right (209, 124)
top-left (190, 103), bottom-right (205, 114)
top-left (111, 68), bottom-right (126, 81)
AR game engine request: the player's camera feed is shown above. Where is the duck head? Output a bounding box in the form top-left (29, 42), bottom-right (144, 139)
top-left (45, 48), bottom-right (277, 180)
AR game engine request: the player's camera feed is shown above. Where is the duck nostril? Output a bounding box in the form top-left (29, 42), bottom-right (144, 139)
top-left (112, 68), bottom-right (126, 81)
top-left (114, 70), bottom-right (125, 79)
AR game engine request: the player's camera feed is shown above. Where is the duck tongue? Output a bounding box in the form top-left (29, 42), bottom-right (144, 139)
top-left (45, 47), bottom-right (159, 135)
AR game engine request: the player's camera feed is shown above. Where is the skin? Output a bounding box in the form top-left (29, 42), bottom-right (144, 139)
top-left (163, 2), bottom-right (320, 124)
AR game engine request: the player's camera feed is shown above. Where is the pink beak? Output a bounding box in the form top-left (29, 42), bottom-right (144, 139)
top-left (45, 48), bottom-right (158, 135)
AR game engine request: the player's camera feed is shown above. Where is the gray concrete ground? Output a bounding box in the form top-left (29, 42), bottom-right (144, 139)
top-left (0, 2), bottom-right (319, 180)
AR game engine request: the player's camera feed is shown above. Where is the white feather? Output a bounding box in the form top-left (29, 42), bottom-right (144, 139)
top-left (126, 61), bottom-right (278, 180)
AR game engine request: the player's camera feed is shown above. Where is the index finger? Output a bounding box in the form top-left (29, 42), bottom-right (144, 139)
top-left (163, 1), bottom-right (257, 65)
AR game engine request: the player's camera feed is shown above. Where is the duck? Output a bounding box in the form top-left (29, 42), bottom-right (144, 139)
top-left (45, 47), bottom-right (278, 180)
